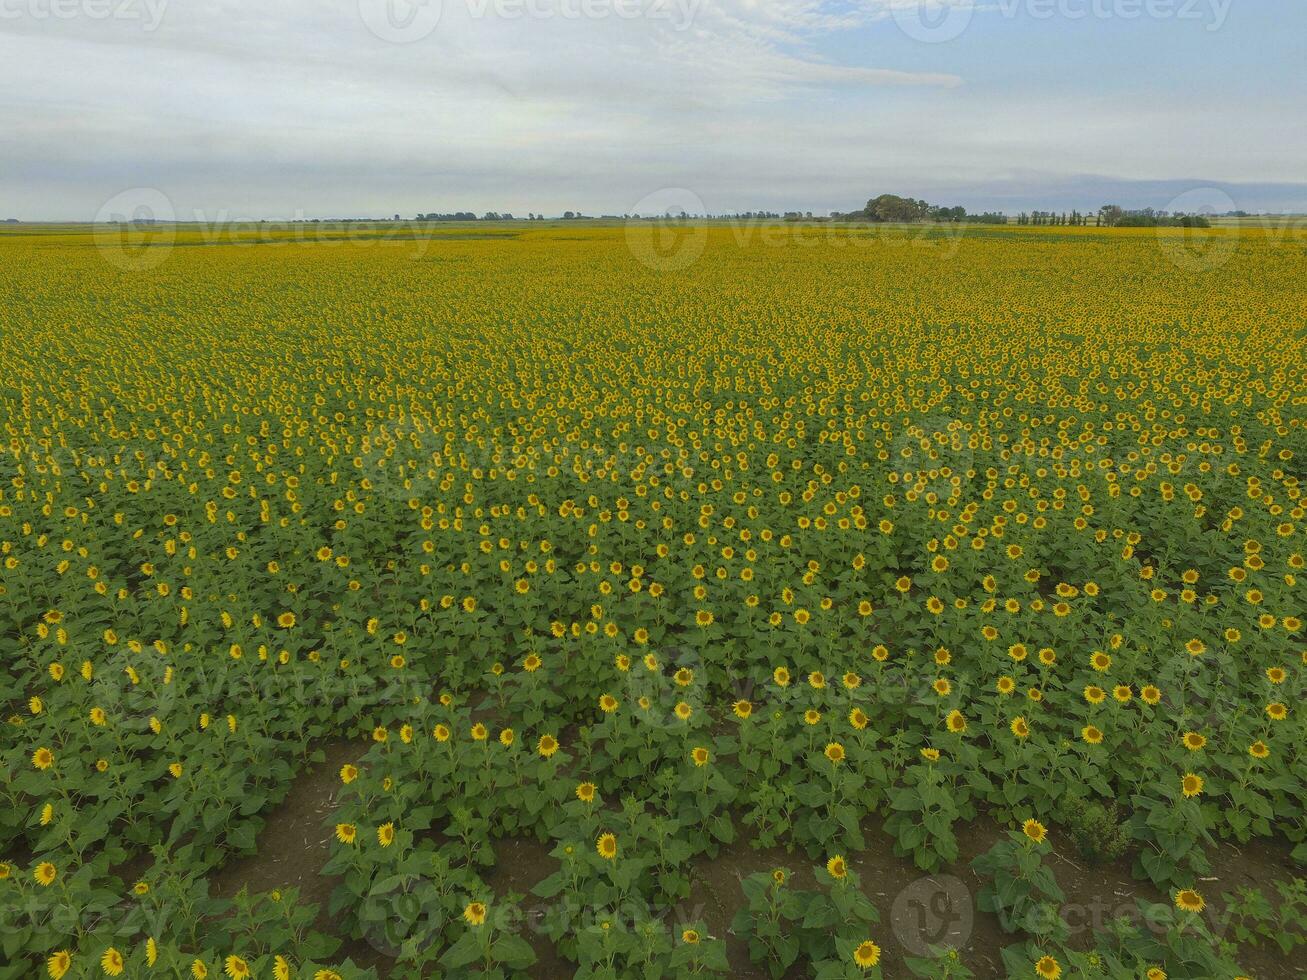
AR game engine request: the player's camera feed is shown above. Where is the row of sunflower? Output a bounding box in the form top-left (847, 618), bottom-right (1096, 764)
top-left (1, 220), bottom-right (1303, 976)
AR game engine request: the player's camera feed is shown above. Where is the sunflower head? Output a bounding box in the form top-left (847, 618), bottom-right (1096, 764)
top-left (826, 855), bottom-right (847, 880)
top-left (1175, 889), bottom-right (1205, 913)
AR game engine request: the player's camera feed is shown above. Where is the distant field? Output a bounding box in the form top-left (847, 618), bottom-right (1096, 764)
top-left (1, 221), bottom-right (1303, 980)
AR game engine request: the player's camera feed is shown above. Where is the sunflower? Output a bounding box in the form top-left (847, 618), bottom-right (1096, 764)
top-left (596, 833), bottom-right (618, 860)
top-left (920, 747), bottom-right (941, 762)
top-left (996, 676), bottom-right (1016, 695)
top-left (1010, 716), bottom-right (1030, 739)
top-left (277, 612), bottom-right (296, 628)
top-left (1090, 651), bottom-right (1112, 671)
top-left (1141, 685), bottom-right (1162, 705)
top-left (576, 781), bottom-right (597, 802)
top-left (804, 709), bottom-right (822, 726)
top-left (1181, 773), bottom-right (1204, 798)
top-left (1249, 740), bottom-right (1269, 759)
top-left (681, 929), bottom-right (700, 944)
top-left (849, 708), bottom-right (869, 730)
top-left (691, 747), bottom-right (711, 767)
top-left (933, 677), bottom-right (951, 696)
top-left (1266, 702), bottom-right (1287, 720)
top-left (192, 961), bottom-right (209, 980)
top-left (523, 653), bottom-right (542, 672)
top-left (1146, 968), bottom-right (1166, 980)
top-left (1266, 666), bottom-right (1286, 684)
top-left (471, 722), bottom-right (488, 741)
top-left (1084, 685), bottom-right (1106, 705)
top-left (945, 710), bottom-right (967, 733)
top-left (1175, 889), bottom-right (1205, 913)
top-left (1112, 684), bottom-right (1132, 703)
top-left (101, 948), bottom-right (124, 977)
top-left (1181, 732), bottom-right (1206, 751)
top-left (499, 728), bottom-right (514, 747)
top-left (1081, 725), bottom-right (1103, 744)
top-left (32, 747), bottom-right (54, 770)
top-left (733, 700), bottom-right (753, 719)
top-left (464, 901), bottom-right (488, 925)
top-left (825, 742), bottom-right (846, 764)
top-left (224, 956), bottom-right (252, 980)
top-left (675, 701), bottom-right (693, 720)
top-left (377, 822), bottom-right (396, 846)
top-left (34, 862), bottom-right (57, 886)
top-left (335, 823), bottom-right (357, 845)
top-left (433, 724), bottom-right (450, 742)
top-left (853, 940), bottom-right (881, 968)
top-left (1022, 819), bottom-right (1047, 843)
top-left (48, 951), bottom-right (71, 980)
top-left (273, 956), bottom-right (291, 980)
top-left (826, 855), bottom-right (847, 879)
top-left (598, 694), bottom-right (619, 713)
top-left (1035, 955), bottom-right (1061, 979)
top-left (339, 764), bottom-right (359, 784)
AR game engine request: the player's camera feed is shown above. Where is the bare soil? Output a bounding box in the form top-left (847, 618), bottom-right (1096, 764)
top-left (210, 751), bottom-right (1301, 979)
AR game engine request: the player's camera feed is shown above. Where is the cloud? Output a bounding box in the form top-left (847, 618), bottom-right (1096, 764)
top-left (0, 0), bottom-right (1302, 218)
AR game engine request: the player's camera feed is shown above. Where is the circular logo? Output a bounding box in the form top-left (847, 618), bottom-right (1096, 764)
top-left (891, 1), bottom-right (974, 44)
top-left (93, 188), bottom-right (176, 272)
top-left (626, 188), bottom-right (708, 273)
top-left (622, 642), bottom-right (706, 731)
top-left (361, 875), bottom-right (446, 960)
top-left (890, 874), bottom-right (973, 957)
top-left (1157, 186), bottom-right (1238, 272)
top-left (891, 413), bottom-right (975, 482)
top-left (359, 0), bottom-right (443, 44)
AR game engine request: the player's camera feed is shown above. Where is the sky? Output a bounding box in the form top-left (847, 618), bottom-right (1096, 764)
top-left (2, 0), bottom-right (1305, 220)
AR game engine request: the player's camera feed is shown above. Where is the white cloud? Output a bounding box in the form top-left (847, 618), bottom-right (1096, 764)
top-left (0, 0), bottom-right (1301, 218)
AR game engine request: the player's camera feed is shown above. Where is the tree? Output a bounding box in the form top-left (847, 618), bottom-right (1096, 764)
top-left (1098, 205), bottom-right (1124, 228)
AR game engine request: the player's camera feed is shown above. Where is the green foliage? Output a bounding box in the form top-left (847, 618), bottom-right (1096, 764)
top-left (1064, 801), bottom-right (1132, 866)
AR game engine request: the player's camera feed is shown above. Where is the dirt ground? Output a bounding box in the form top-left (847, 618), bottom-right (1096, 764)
top-left (210, 739), bottom-right (1300, 979)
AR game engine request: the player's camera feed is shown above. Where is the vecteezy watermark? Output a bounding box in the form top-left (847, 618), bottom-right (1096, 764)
top-left (358, 0), bottom-right (444, 43)
top-left (0, 0), bottom-right (169, 30)
top-left (890, 0), bottom-right (1232, 44)
top-left (358, 0), bottom-right (700, 43)
top-left (1156, 186), bottom-right (1238, 272)
top-left (91, 191), bottom-right (441, 271)
top-left (890, 875), bottom-right (974, 956)
top-left (625, 188), bottom-right (708, 273)
top-left (93, 187), bottom-right (176, 272)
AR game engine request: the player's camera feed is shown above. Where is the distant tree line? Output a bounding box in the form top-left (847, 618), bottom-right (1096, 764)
top-left (412, 212), bottom-right (554, 221)
top-left (1019, 206), bottom-right (1212, 228)
top-left (1095, 205), bottom-right (1211, 228)
top-left (834, 194), bottom-right (1006, 224)
top-left (1017, 210), bottom-right (1092, 226)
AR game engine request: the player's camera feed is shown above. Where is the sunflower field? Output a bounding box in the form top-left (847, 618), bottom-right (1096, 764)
top-left (0, 220), bottom-right (1303, 979)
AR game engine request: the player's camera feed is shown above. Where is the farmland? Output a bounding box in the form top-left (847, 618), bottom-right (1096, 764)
top-left (1, 220), bottom-right (1304, 979)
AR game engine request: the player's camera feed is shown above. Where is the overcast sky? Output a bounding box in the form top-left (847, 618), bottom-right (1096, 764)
top-left (3, 0), bottom-right (1304, 219)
